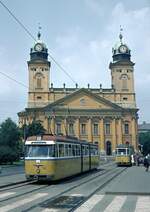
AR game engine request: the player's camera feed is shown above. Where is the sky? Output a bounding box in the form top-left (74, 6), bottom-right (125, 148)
top-left (0, 0), bottom-right (150, 124)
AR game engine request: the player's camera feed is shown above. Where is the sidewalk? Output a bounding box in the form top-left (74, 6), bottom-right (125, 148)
top-left (0, 173), bottom-right (26, 188)
top-left (105, 165), bottom-right (150, 194)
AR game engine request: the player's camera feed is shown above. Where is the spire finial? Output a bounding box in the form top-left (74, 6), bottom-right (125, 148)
top-left (119, 25), bottom-right (123, 44)
top-left (37, 23), bottom-right (42, 40)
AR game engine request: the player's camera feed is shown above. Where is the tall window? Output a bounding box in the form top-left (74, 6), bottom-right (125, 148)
top-left (81, 123), bottom-right (86, 135)
top-left (69, 123), bottom-right (74, 135)
top-left (93, 123), bottom-right (98, 135)
top-left (121, 74), bottom-right (128, 90)
top-left (105, 123), bottom-right (110, 135)
top-left (56, 123), bottom-right (61, 134)
top-left (37, 78), bottom-right (42, 88)
top-left (124, 123), bottom-right (129, 134)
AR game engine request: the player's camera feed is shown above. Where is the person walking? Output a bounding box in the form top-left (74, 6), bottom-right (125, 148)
top-left (144, 155), bottom-right (149, 171)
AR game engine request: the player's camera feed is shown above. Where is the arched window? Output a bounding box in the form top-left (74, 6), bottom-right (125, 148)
top-left (37, 78), bottom-right (42, 88)
top-left (121, 74), bottom-right (128, 90)
top-left (35, 73), bottom-right (43, 89)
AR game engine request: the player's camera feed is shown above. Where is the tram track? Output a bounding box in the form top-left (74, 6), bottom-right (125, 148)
top-left (0, 167), bottom-right (110, 206)
top-left (69, 167), bottom-right (127, 211)
top-left (0, 180), bottom-right (36, 192)
top-left (21, 165), bottom-right (127, 211)
top-left (0, 183), bottom-right (50, 203)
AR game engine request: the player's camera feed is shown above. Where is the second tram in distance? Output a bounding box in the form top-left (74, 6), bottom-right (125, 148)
top-left (25, 134), bottom-right (99, 181)
top-left (115, 144), bottom-right (134, 166)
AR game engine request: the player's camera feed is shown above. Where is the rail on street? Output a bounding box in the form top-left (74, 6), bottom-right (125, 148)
top-left (0, 162), bottom-right (150, 212)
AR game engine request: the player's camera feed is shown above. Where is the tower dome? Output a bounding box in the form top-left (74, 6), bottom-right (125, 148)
top-left (112, 27), bottom-right (131, 62)
top-left (30, 30), bottom-right (48, 61)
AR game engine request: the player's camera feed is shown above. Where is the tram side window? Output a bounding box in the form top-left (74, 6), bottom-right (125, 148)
top-left (55, 144), bottom-right (58, 157)
top-left (68, 144), bottom-right (72, 156)
top-left (85, 146), bottom-right (89, 156)
top-left (90, 146), bottom-right (94, 156)
top-left (59, 144), bottom-right (64, 157)
top-left (76, 145), bottom-right (81, 156)
top-left (82, 145), bottom-right (85, 155)
top-left (65, 144), bottom-right (69, 156)
top-left (126, 148), bottom-right (129, 155)
top-left (48, 145), bottom-right (55, 157)
top-left (72, 145), bottom-right (76, 156)
top-left (94, 147), bottom-right (98, 155)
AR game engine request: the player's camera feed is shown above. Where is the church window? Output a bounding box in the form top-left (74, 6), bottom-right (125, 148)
top-left (37, 78), bottom-right (42, 88)
top-left (124, 123), bottom-right (129, 134)
top-left (93, 123), bottom-right (99, 135)
top-left (105, 123), bottom-right (110, 135)
top-left (123, 97), bottom-right (128, 101)
top-left (80, 98), bottom-right (85, 106)
top-left (81, 123), bottom-right (86, 135)
top-left (56, 123), bottom-right (61, 135)
top-left (121, 74), bottom-right (128, 90)
top-left (69, 123), bottom-right (74, 135)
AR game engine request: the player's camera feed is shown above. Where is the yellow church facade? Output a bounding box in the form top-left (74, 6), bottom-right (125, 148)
top-left (18, 31), bottom-right (138, 155)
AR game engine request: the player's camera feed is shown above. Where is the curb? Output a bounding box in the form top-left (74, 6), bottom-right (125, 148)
top-left (0, 180), bottom-right (27, 189)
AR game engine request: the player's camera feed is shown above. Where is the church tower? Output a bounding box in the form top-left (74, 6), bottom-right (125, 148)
top-left (109, 28), bottom-right (136, 108)
top-left (28, 30), bottom-right (51, 108)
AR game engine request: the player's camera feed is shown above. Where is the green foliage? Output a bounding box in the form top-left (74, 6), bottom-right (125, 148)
top-left (139, 132), bottom-right (150, 156)
top-left (0, 118), bottom-right (21, 164)
top-left (0, 146), bottom-right (19, 164)
top-left (20, 120), bottom-right (46, 140)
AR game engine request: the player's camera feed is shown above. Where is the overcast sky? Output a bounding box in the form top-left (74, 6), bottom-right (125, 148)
top-left (0, 0), bottom-right (150, 124)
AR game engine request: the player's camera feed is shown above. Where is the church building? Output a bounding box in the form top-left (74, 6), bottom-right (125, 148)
top-left (18, 30), bottom-right (138, 155)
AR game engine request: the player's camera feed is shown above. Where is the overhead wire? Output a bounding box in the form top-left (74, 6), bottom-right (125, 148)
top-left (0, 0), bottom-right (77, 85)
top-left (0, 71), bottom-right (28, 88)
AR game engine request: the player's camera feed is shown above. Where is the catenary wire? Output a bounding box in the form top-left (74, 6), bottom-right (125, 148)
top-left (0, 71), bottom-right (28, 88)
top-left (0, 0), bottom-right (77, 85)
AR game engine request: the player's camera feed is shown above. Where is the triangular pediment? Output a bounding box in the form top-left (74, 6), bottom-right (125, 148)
top-left (43, 88), bottom-right (123, 111)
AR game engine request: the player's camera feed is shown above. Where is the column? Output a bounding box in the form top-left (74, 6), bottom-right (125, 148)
top-left (131, 118), bottom-right (137, 150)
top-left (62, 118), bottom-right (67, 136)
top-left (74, 118), bottom-right (80, 139)
top-left (99, 118), bottom-right (105, 153)
top-left (112, 119), bottom-right (117, 153)
top-left (51, 117), bottom-right (55, 135)
top-left (88, 118), bottom-right (92, 142)
top-left (43, 117), bottom-right (48, 133)
top-left (117, 118), bottom-right (122, 145)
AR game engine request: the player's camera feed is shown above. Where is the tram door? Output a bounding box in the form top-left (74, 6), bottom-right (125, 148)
top-left (106, 141), bottom-right (112, 155)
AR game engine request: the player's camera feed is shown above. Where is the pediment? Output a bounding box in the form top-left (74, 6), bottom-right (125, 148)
top-left (44, 88), bottom-right (122, 111)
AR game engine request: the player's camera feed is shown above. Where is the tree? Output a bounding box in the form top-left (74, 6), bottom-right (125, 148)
top-left (20, 120), bottom-right (46, 140)
top-left (139, 132), bottom-right (150, 156)
top-left (0, 118), bottom-right (21, 164)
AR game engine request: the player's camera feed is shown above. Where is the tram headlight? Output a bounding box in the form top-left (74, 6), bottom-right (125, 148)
top-left (36, 168), bottom-right (40, 174)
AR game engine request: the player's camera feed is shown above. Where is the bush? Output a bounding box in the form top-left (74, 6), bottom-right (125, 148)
top-left (0, 146), bottom-right (19, 164)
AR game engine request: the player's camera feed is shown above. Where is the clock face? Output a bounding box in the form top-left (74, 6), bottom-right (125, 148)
top-left (119, 45), bottom-right (127, 53)
top-left (35, 43), bottom-right (42, 51)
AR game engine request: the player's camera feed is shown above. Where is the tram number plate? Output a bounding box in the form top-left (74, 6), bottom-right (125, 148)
top-left (41, 195), bottom-right (84, 209)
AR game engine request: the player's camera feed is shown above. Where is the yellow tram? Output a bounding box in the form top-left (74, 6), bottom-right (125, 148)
top-left (25, 134), bottom-right (99, 181)
top-left (115, 144), bottom-right (134, 166)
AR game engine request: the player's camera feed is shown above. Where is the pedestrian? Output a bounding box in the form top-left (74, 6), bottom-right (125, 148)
top-left (144, 156), bottom-right (149, 171)
top-left (131, 154), bottom-right (135, 166)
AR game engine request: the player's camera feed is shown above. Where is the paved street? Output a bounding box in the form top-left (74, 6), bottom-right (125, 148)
top-left (0, 164), bottom-right (24, 177)
top-left (0, 164), bottom-right (25, 187)
top-left (0, 163), bottom-right (150, 211)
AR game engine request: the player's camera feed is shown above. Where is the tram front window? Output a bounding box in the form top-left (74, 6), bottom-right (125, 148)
top-left (117, 148), bottom-right (126, 155)
top-left (26, 145), bottom-right (55, 157)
